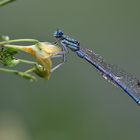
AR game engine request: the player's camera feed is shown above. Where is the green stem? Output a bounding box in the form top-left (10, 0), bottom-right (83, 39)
top-left (0, 0), bottom-right (16, 7)
top-left (0, 39), bottom-right (39, 45)
top-left (25, 67), bottom-right (36, 73)
top-left (0, 67), bottom-right (17, 73)
top-left (0, 67), bottom-right (36, 81)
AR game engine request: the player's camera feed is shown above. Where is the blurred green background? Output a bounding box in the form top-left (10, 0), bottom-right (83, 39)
top-left (0, 0), bottom-right (140, 140)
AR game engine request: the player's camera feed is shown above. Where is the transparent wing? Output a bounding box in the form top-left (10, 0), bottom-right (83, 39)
top-left (77, 47), bottom-right (140, 105)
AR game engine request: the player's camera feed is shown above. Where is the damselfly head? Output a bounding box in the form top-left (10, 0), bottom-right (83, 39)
top-left (54, 29), bottom-right (64, 38)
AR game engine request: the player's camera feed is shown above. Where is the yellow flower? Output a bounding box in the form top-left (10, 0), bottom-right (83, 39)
top-left (2, 42), bottom-right (63, 79)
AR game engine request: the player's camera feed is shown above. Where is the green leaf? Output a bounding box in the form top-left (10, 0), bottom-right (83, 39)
top-left (6, 48), bottom-right (18, 55)
top-left (0, 47), bottom-right (18, 67)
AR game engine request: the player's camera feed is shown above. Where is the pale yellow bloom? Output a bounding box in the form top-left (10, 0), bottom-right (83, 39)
top-left (3, 42), bottom-right (62, 79)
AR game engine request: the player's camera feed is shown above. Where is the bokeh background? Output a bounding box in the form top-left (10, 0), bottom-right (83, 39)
top-left (0, 0), bottom-right (140, 140)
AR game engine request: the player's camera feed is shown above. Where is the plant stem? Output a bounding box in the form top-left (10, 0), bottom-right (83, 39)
top-left (0, 39), bottom-right (39, 45)
top-left (0, 67), bottom-right (36, 81)
top-left (0, 0), bottom-right (16, 7)
top-left (0, 67), bottom-right (17, 73)
top-left (25, 67), bottom-right (36, 73)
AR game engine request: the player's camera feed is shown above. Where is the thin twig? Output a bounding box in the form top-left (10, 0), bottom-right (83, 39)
top-left (0, 0), bottom-right (16, 7)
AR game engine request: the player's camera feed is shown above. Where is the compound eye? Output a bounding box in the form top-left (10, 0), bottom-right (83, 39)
top-left (54, 30), bottom-right (64, 38)
top-left (77, 41), bottom-right (80, 46)
top-left (58, 30), bottom-right (64, 36)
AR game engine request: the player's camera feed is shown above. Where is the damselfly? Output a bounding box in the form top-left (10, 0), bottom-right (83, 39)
top-left (54, 29), bottom-right (140, 105)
